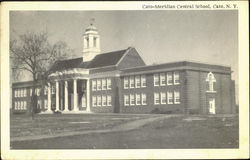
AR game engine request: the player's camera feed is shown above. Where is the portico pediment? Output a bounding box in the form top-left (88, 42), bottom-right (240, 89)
top-left (49, 68), bottom-right (89, 80)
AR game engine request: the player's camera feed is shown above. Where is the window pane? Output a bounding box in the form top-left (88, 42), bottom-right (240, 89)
top-left (136, 94), bottom-right (141, 105)
top-left (107, 95), bottom-right (112, 106)
top-left (129, 76), bottom-right (135, 88)
top-left (161, 92), bottom-right (166, 104)
top-left (141, 75), bottom-right (146, 87)
top-left (167, 72), bottom-right (173, 85)
top-left (154, 74), bottom-right (159, 86)
top-left (107, 78), bottom-right (111, 90)
top-left (92, 80), bottom-right (96, 91)
top-left (102, 95), bottom-right (107, 106)
top-left (142, 93), bottom-right (147, 105)
top-left (174, 71), bottom-right (180, 84)
top-left (135, 76), bottom-right (140, 88)
top-left (160, 73), bottom-right (166, 86)
top-left (102, 79), bottom-right (107, 90)
top-left (154, 93), bottom-right (160, 104)
top-left (97, 80), bottom-right (101, 90)
top-left (130, 94), bottom-right (135, 105)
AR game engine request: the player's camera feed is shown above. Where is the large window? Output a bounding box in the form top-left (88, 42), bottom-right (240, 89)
top-left (92, 96), bottom-right (97, 107)
top-left (154, 74), bottom-right (159, 86)
top-left (97, 96), bottom-right (101, 106)
top-left (107, 78), bottom-right (111, 90)
top-left (141, 93), bottom-right (147, 105)
top-left (160, 73), bottom-right (166, 86)
top-left (206, 72), bottom-right (216, 92)
top-left (174, 71), bottom-right (180, 85)
top-left (174, 91), bottom-right (180, 104)
top-left (154, 93), bottom-right (160, 105)
top-left (102, 79), bottom-right (107, 90)
top-left (161, 92), bottom-right (166, 104)
top-left (167, 92), bottom-right (173, 104)
top-left (167, 72), bottom-right (173, 85)
top-left (129, 76), bottom-right (135, 88)
top-left (92, 80), bottom-right (96, 91)
top-left (102, 95), bottom-right (107, 106)
top-left (23, 101), bottom-right (27, 110)
top-left (124, 95), bottom-right (129, 106)
top-left (141, 75), bottom-right (146, 88)
top-left (130, 94), bottom-right (135, 105)
top-left (136, 94), bottom-right (141, 105)
top-left (135, 76), bottom-right (141, 88)
top-left (107, 95), bottom-right (112, 106)
top-left (124, 77), bottom-right (129, 89)
top-left (15, 90), bottom-right (17, 97)
top-left (97, 80), bottom-right (101, 91)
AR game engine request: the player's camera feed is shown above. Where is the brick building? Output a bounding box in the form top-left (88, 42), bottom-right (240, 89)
top-left (12, 23), bottom-right (236, 114)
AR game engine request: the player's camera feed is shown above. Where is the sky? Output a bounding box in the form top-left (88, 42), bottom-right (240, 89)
top-left (10, 10), bottom-right (238, 100)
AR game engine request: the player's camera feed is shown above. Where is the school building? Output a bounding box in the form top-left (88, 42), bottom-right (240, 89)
top-left (12, 23), bottom-right (236, 115)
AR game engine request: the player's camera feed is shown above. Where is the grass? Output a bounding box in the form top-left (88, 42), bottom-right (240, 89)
top-left (10, 113), bottom-right (238, 149)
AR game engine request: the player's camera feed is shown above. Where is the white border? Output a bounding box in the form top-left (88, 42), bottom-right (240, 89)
top-left (1, 1), bottom-right (249, 159)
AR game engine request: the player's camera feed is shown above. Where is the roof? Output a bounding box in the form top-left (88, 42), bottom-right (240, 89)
top-left (49, 48), bottom-right (128, 72)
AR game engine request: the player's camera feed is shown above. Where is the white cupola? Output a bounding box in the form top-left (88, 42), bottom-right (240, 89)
top-left (82, 19), bottom-right (100, 62)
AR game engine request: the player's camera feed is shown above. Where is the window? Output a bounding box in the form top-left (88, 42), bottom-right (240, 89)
top-left (107, 78), bottom-right (111, 90)
top-left (15, 102), bottom-right (17, 110)
top-left (97, 96), bottom-right (102, 106)
top-left (141, 75), bottom-right (146, 88)
top-left (92, 80), bottom-right (96, 91)
top-left (86, 37), bottom-right (89, 48)
top-left (167, 92), bottom-right (173, 104)
top-left (23, 101), bottom-right (27, 110)
top-left (124, 77), bottom-right (129, 89)
top-left (44, 99), bottom-right (48, 109)
top-left (206, 72), bottom-right (216, 92)
top-left (20, 101), bottom-right (24, 110)
top-left (167, 72), bottom-right (173, 85)
top-left (124, 95), bottom-right (129, 106)
top-left (17, 101), bottom-right (20, 110)
top-left (37, 100), bottom-right (41, 109)
top-left (97, 80), bottom-right (101, 91)
top-left (17, 89), bottom-right (20, 97)
top-left (37, 88), bottom-right (40, 96)
top-left (102, 79), bottom-right (107, 90)
top-left (107, 95), bottom-right (112, 106)
top-left (174, 91), bottom-right (180, 104)
top-left (160, 73), bottom-right (166, 86)
top-left (94, 37), bottom-right (97, 47)
top-left (129, 76), bottom-right (135, 88)
top-left (154, 74), bottom-right (159, 86)
top-left (92, 96), bottom-right (97, 107)
top-left (135, 76), bottom-right (141, 88)
top-left (23, 88), bottom-right (27, 97)
top-left (102, 95), bottom-right (107, 106)
top-left (136, 94), bottom-right (141, 105)
top-left (20, 89), bottom-right (23, 97)
top-left (14, 90), bottom-right (17, 97)
top-left (174, 71), bottom-right (180, 85)
top-left (30, 88), bottom-right (33, 96)
top-left (141, 93), bottom-right (147, 105)
top-left (130, 94), bottom-right (135, 105)
top-left (161, 92), bottom-right (166, 104)
top-left (154, 93), bottom-right (160, 105)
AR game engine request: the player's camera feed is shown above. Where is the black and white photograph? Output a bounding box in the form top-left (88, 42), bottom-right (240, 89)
top-left (1, 1), bottom-right (249, 159)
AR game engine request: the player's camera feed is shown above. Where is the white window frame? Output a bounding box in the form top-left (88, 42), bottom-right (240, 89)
top-left (160, 92), bottom-right (166, 104)
top-left (160, 73), bottom-right (166, 86)
top-left (107, 95), bottom-right (112, 106)
top-left (102, 95), bottom-right (107, 106)
top-left (124, 95), bottom-right (129, 106)
top-left (141, 93), bottom-right (147, 105)
top-left (124, 77), bottom-right (129, 89)
top-left (136, 94), bottom-right (141, 105)
top-left (97, 96), bottom-right (101, 106)
top-left (141, 75), bottom-right (146, 88)
top-left (92, 80), bottom-right (96, 91)
top-left (92, 96), bottom-right (97, 107)
top-left (154, 93), bottom-right (160, 105)
top-left (107, 78), bottom-right (112, 90)
top-left (174, 91), bottom-right (180, 104)
top-left (97, 80), bottom-right (101, 91)
top-left (130, 94), bottom-right (135, 106)
top-left (206, 72), bottom-right (216, 92)
top-left (129, 76), bottom-right (135, 88)
top-left (102, 79), bottom-right (107, 90)
top-left (135, 75), bottom-right (141, 88)
top-left (174, 71), bottom-right (180, 85)
top-left (167, 92), bottom-right (173, 104)
top-left (167, 72), bottom-right (173, 85)
top-left (154, 74), bottom-right (159, 86)
top-left (23, 101), bottom-right (27, 110)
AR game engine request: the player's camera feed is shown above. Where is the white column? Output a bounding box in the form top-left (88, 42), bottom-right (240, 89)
top-left (47, 82), bottom-right (52, 112)
top-left (73, 79), bottom-right (78, 111)
top-left (86, 79), bottom-right (91, 112)
top-left (55, 80), bottom-right (59, 111)
top-left (64, 81), bottom-right (69, 112)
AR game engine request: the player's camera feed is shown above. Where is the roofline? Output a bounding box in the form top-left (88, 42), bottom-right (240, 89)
top-left (119, 60), bottom-right (231, 72)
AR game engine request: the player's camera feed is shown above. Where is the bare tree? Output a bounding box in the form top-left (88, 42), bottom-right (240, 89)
top-left (10, 31), bottom-right (73, 119)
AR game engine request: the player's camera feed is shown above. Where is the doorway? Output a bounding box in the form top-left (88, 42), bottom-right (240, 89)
top-left (209, 98), bottom-right (216, 114)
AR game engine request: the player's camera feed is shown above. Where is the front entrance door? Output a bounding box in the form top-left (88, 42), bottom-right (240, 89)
top-left (209, 98), bottom-right (215, 114)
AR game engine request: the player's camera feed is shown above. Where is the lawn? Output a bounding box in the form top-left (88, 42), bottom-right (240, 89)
top-left (10, 113), bottom-right (238, 149)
